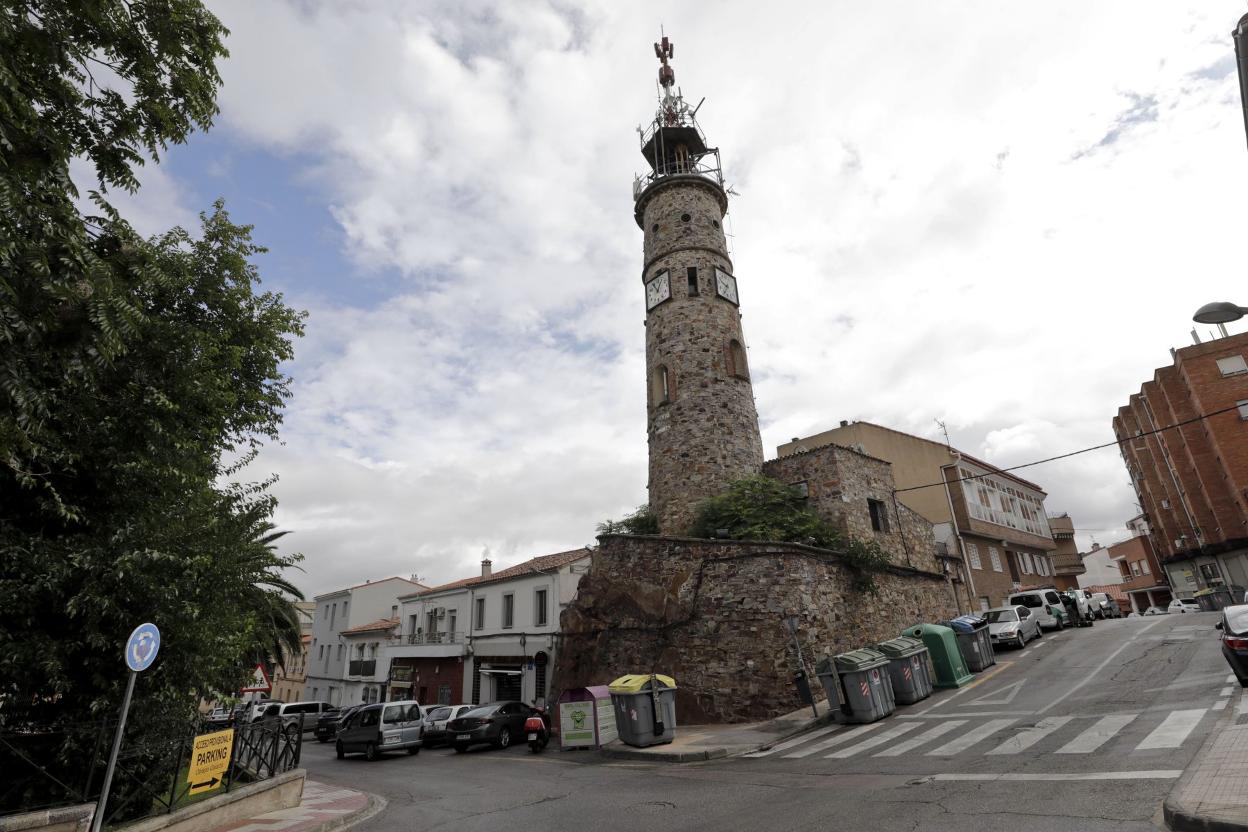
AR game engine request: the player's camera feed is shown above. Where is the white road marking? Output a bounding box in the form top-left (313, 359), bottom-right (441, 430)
top-left (1229, 674), bottom-right (1237, 684)
top-left (782, 722), bottom-right (882, 758)
top-left (874, 720), bottom-right (966, 757)
top-left (966, 679), bottom-right (1027, 707)
top-left (1136, 709), bottom-right (1206, 750)
top-left (1239, 691), bottom-right (1248, 719)
top-left (929, 770), bottom-right (1182, 782)
top-left (826, 722), bottom-right (920, 758)
top-left (1036, 619), bottom-right (1164, 714)
top-left (898, 711), bottom-right (1032, 719)
top-left (1221, 686), bottom-right (1234, 697)
top-left (985, 716), bottom-right (1073, 755)
top-left (925, 719), bottom-right (1017, 756)
top-left (743, 724), bottom-right (841, 757)
top-left (1213, 699), bottom-right (1229, 711)
top-left (1056, 714), bottom-right (1136, 754)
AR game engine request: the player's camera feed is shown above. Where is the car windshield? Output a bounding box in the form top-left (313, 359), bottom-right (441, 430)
top-left (427, 707), bottom-right (451, 721)
top-left (985, 609), bottom-right (1017, 623)
top-left (461, 706), bottom-right (496, 719)
top-left (1010, 595), bottom-right (1042, 608)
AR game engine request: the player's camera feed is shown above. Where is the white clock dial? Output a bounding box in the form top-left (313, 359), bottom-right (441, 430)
top-left (714, 267), bottom-right (738, 305)
top-left (645, 271), bottom-right (671, 311)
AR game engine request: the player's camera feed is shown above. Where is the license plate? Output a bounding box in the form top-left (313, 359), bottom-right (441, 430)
top-left (457, 734), bottom-right (471, 740)
top-left (383, 736), bottom-right (398, 744)
top-left (528, 733), bottom-right (537, 740)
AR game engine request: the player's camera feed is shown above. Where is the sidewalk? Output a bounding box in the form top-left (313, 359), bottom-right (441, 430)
top-left (599, 702), bottom-right (832, 762)
top-left (1164, 696), bottom-right (1248, 832)
top-left (210, 781), bottom-right (384, 832)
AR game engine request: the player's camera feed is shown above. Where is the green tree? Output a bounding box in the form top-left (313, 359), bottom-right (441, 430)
top-left (596, 504), bottom-right (659, 536)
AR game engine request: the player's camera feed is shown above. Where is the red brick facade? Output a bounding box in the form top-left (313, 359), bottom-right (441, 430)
top-left (389, 657), bottom-right (465, 706)
top-left (1113, 332), bottom-right (1248, 592)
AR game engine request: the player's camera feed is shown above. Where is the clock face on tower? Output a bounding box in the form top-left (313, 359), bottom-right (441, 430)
top-left (714, 267), bottom-right (738, 305)
top-left (645, 270), bottom-right (671, 310)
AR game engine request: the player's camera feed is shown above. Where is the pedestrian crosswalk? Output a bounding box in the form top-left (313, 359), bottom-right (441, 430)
top-left (742, 708), bottom-right (1209, 761)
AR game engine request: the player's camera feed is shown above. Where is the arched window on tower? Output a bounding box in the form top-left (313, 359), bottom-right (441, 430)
top-left (652, 365), bottom-right (672, 406)
top-left (727, 340), bottom-right (749, 380)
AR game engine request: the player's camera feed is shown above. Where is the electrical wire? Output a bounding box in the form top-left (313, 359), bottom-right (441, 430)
top-left (893, 402), bottom-right (1245, 495)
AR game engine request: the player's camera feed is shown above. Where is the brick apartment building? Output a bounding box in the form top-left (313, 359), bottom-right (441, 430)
top-left (1113, 331), bottom-right (1248, 597)
top-left (1048, 514), bottom-right (1086, 590)
top-left (778, 422), bottom-right (1059, 611)
top-left (1108, 517), bottom-right (1171, 613)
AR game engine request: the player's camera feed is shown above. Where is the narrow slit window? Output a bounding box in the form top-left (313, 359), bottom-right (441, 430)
top-left (687, 267), bottom-right (699, 296)
top-left (653, 365), bottom-right (672, 405)
top-left (868, 498), bottom-right (891, 533)
top-left (728, 340), bottom-right (749, 379)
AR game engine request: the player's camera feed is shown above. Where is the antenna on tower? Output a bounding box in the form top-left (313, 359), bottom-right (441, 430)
top-left (935, 418), bottom-right (952, 448)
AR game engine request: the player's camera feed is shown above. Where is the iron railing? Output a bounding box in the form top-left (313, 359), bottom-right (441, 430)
top-left (400, 631), bottom-right (464, 645)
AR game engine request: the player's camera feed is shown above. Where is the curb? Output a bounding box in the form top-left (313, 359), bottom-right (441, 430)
top-left (1163, 705), bottom-right (1247, 832)
top-left (312, 791), bottom-right (387, 832)
top-left (596, 708), bottom-right (835, 764)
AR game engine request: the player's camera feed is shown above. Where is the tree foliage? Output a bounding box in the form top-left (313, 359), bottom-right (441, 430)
top-left (596, 504), bottom-right (659, 536)
top-left (0, 1), bottom-right (307, 815)
top-left (690, 476), bottom-right (892, 592)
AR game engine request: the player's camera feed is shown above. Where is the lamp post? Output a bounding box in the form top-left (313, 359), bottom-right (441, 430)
top-left (1234, 14), bottom-right (1248, 150)
top-left (1193, 302), bottom-right (1247, 325)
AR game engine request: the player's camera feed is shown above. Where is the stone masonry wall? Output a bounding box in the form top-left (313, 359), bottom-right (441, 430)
top-left (762, 443), bottom-right (944, 574)
top-left (639, 175), bottom-right (764, 535)
top-left (552, 535), bottom-right (957, 724)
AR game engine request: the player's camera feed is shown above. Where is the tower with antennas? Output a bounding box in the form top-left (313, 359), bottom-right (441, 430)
top-left (635, 33), bottom-right (763, 535)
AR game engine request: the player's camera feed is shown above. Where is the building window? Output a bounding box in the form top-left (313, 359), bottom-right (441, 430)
top-left (318, 645), bottom-right (324, 660)
top-left (1216, 355), bottom-right (1248, 376)
top-left (535, 589), bottom-right (548, 626)
top-left (337, 644), bottom-right (343, 660)
top-left (390, 605), bottom-right (397, 619)
top-left (1131, 561), bottom-right (1142, 576)
top-left (687, 266), bottom-right (698, 296)
top-left (727, 339), bottom-right (749, 380)
top-left (1139, 559), bottom-right (1150, 575)
top-left (791, 481), bottom-right (809, 499)
top-left (978, 596), bottom-right (991, 612)
top-left (1238, 400), bottom-right (1248, 420)
top-left (330, 603), bottom-right (336, 629)
top-left (989, 547), bottom-right (1003, 572)
top-left (653, 365), bottom-right (672, 405)
top-left (342, 601), bottom-right (348, 619)
top-left (867, 499), bottom-right (890, 533)
top-left (474, 597), bottom-right (485, 630)
top-left (503, 593), bottom-right (515, 629)
top-left (965, 542), bottom-right (982, 570)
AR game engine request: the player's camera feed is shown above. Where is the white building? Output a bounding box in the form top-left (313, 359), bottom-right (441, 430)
top-left (1077, 544), bottom-right (1124, 589)
top-left (385, 549), bottom-right (591, 707)
top-left (305, 576), bottom-right (425, 706)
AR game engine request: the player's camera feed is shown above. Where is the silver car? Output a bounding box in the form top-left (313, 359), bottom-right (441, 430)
top-left (985, 605), bottom-right (1041, 649)
top-left (335, 701), bottom-right (425, 761)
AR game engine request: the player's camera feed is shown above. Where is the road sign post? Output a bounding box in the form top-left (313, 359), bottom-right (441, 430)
top-left (91, 623), bottom-right (160, 832)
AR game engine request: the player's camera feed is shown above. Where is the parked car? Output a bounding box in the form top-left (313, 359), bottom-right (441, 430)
top-left (422, 704), bottom-right (476, 747)
top-left (1217, 604), bottom-right (1248, 687)
top-left (1168, 598), bottom-right (1202, 614)
top-left (204, 707), bottom-right (233, 729)
top-left (244, 699), bottom-right (284, 724)
top-left (1059, 593), bottom-right (1091, 628)
top-left (985, 605), bottom-right (1041, 649)
top-left (336, 701), bottom-right (425, 760)
top-left (1008, 589), bottom-right (1067, 631)
top-left (271, 701), bottom-right (337, 734)
top-left (448, 702), bottom-right (533, 752)
top-left (316, 705), bottom-right (360, 743)
top-left (1090, 593), bottom-right (1121, 619)
top-left (1144, 605), bottom-right (1169, 615)
top-left (1063, 590), bottom-right (1098, 624)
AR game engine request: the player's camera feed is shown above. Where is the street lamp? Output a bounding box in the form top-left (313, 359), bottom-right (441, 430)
top-left (1193, 302), bottom-right (1248, 325)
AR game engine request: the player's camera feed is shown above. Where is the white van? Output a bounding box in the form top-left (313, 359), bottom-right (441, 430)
top-left (336, 701), bottom-right (425, 760)
top-left (1008, 588), bottom-right (1068, 632)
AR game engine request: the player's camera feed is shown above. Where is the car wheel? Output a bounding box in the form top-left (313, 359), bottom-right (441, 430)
top-left (407, 746), bottom-right (420, 755)
top-left (497, 727), bottom-right (511, 749)
top-left (364, 742), bottom-right (378, 762)
top-left (454, 744), bottom-right (468, 753)
top-left (1016, 633), bottom-right (1026, 649)
top-left (335, 741), bottom-right (345, 760)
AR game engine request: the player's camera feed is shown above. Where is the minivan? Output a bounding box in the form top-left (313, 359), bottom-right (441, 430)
top-left (1008, 589), bottom-right (1068, 631)
top-left (336, 701), bottom-right (425, 760)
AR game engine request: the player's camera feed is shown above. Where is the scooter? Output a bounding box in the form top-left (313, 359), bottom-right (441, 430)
top-left (525, 707), bottom-right (551, 753)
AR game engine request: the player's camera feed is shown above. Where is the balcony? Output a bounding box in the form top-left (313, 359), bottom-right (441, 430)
top-left (347, 659), bottom-right (376, 677)
top-left (402, 631), bottom-right (464, 645)
top-left (383, 631), bottom-right (467, 660)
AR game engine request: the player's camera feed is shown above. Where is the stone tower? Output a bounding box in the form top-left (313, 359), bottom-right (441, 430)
top-left (635, 35), bottom-right (764, 534)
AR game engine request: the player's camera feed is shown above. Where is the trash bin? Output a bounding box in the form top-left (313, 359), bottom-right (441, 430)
top-left (608, 674), bottom-right (677, 748)
top-left (904, 623), bottom-right (973, 688)
top-left (942, 614), bottom-right (996, 673)
top-left (876, 636), bottom-right (934, 705)
top-left (822, 648), bottom-right (895, 724)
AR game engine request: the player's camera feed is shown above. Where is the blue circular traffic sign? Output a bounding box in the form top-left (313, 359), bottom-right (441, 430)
top-left (125, 623), bottom-right (160, 672)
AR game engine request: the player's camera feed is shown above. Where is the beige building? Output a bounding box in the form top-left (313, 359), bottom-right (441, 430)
top-left (1048, 514), bottom-right (1086, 590)
top-left (272, 601), bottom-right (314, 701)
top-left (778, 422), bottom-right (1058, 611)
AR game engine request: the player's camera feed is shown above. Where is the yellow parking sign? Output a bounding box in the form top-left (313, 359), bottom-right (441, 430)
top-left (187, 729), bottom-right (233, 795)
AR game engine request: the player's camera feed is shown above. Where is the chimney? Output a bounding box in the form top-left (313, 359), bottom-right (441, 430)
top-left (481, 559), bottom-right (492, 577)
top-left (840, 420), bottom-right (849, 427)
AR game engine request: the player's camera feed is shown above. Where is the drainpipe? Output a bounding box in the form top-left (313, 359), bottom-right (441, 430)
top-left (942, 461), bottom-right (977, 612)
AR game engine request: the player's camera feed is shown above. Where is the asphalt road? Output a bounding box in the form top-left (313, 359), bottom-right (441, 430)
top-left (298, 612), bottom-right (1238, 832)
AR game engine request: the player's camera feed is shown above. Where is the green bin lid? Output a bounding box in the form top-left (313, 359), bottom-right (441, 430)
top-left (814, 656), bottom-right (835, 675)
top-left (608, 673), bottom-right (676, 693)
top-left (833, 647), bottom-right (887, 672)
top-left (876, 636), bottom-right (924, 657)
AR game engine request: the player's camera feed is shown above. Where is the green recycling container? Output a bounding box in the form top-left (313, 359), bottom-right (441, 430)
top-left (876, 636), bottom-right (934, 705)
top-left (822, 648), bottom-right (895, 724)
top-left (903, 623), bottom-right (973, 688)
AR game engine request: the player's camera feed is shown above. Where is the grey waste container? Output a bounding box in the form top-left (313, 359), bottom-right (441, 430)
top-left (824, 648), bottom-right (895, 724)
top-left (608, 674), bottom-right (677, 747)
top-left (943, 615), bottom-right (995, 673)
top-left (876, 636), bottom-right (933, 705)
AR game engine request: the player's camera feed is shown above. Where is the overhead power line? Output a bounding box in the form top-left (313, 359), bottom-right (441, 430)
top-left (893, 402), bottom-right (1245, 495)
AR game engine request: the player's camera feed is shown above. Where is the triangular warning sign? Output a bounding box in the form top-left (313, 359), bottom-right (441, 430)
top-left (240, 663), bottom-right (272, 693)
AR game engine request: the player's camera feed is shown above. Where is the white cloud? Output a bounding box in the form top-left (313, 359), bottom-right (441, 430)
top-left (169, 0), bottom-right (1248, 593)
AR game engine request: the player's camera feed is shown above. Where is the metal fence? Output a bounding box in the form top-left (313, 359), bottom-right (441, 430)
top-left (0, 717), bottom-right (302, 826)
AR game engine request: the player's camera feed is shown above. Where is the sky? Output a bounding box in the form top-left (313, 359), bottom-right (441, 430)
top-left (104, 1), bottom-right (1248, 597)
